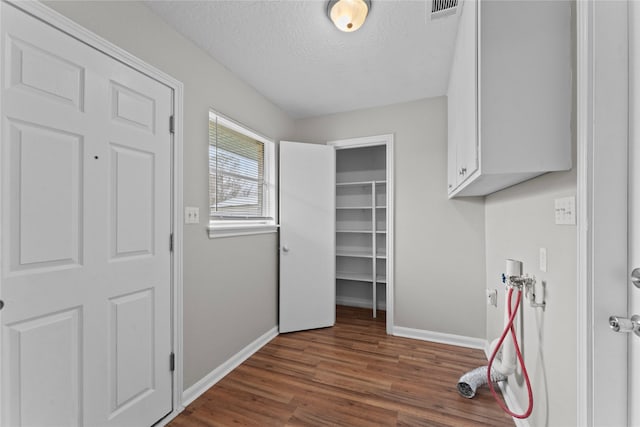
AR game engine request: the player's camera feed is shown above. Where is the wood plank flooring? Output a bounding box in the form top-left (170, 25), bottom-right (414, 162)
top-left (169, 306), bottom-right (514, 426)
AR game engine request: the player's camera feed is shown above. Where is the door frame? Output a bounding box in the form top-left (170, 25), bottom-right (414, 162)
top-left (0, 1), bottom-right (185, 423)
top-left (576, 1), bottom-right (629, 425)
top-left (328, 134), bottom-right (394, 335)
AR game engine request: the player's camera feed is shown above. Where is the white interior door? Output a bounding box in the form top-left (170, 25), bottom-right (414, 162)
top-left (630, 2), bottom-right (640, 423)
top-left (1, 3), bottom-right (173, 426)
top-left (279, 141), bottom-right (335, 333)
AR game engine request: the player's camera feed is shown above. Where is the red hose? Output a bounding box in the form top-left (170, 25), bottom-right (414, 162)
top-left (486, 288), bottom-right (534, 419)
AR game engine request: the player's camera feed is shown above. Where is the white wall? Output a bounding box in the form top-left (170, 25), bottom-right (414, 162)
top-left (484, 4), bottom-right (577, 422)
top-left (44, 1), bottom-right (294, 390)
top-left (292, 98), bottom-right (487, 339)
top-left (485, 170), bottom-right (576, 427)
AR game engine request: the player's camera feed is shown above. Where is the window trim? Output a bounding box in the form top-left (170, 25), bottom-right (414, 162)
top-left (207, 110), bottom-right (277, 238)
top-left (207, 222), bottom-right (279, 239)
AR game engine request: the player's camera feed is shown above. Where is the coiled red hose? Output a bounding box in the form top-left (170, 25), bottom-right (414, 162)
top-left (486, 288), bottom-right (534, 419)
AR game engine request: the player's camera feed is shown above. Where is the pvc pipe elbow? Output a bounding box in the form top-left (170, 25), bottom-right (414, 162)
top-left (488, 338), bottom-right (517, 376)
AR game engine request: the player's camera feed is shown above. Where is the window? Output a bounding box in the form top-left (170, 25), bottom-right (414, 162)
top-left (208, 110), bottom-right (276, 238)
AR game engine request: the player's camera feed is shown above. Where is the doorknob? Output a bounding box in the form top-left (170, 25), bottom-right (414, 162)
top-left (282, 245), bottom-right (290, 253)
top-left (632, 268), bottom-right (640, 289)
top-left (609, 315), bottom-right (640, 336)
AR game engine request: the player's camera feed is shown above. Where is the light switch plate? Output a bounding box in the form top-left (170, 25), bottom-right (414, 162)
top-left (554, 196), bottom-right (576, 225)
top-left (185, 207), bottom-right (200, 224)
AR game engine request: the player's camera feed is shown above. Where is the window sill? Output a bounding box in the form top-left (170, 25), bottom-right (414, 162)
top-left (207, 223), bottom-right (279, 239)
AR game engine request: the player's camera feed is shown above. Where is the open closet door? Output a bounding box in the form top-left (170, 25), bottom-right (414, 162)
top-left (279, 141), bottom-right (335, 333)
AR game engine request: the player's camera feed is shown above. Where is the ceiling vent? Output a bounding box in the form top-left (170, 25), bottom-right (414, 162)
top-left (431, 0), bottom-right (459, 19)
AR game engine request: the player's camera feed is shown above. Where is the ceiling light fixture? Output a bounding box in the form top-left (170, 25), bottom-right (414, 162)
top-left (327, 0), bottom-right (371, 33)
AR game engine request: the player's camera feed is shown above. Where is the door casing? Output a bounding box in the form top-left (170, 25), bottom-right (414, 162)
top-left (629, 2), bottom-right (640, 424)
top-left (0, 1), bottom-right (185, 423)
top-left (576, 1), bottom-right (629, 425)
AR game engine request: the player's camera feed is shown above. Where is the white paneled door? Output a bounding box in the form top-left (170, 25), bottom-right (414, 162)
top-left (279, 141), bottom-right (335, 333)
top-left (1, 3), bottom-right (173, 426)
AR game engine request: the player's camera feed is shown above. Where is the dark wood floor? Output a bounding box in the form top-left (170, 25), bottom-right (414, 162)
top-left (169, 306), bottom-right (514, 426)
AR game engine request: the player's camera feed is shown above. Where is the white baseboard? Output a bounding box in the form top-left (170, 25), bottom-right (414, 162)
top-left (483, 348), bottom-right (531, 427)
top-left (498, 382), bottom-right (531, 427)
top-left (393, 326), bottom-right (487, 349)
top-left (181, 326), bottom-right (278, 407)
top-left (336, 295), bottom-right (386, 310)
top-left (155, 406), bottom-right (184, 426)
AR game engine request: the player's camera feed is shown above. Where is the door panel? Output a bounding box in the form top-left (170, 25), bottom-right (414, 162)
top-left (1, 4), bottom-right (173, 426)
top-left (110, 82), bottom-right (157, 133)
top-left (8, 119), bottom-right (83, 271)
top-left (8, 37), bottom-right (85, 111)
top-left (109, 289), bottom-right (155, 415)
top-left (7, 308), bottom-right (81, 427)
top-left (279, 141), bottom-right (335, 333)
top-left (110, 144), bottom-right (155, 258)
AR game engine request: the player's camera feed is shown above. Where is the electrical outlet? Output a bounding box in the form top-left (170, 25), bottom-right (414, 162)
top-left (539, 247), bottom-right (547, 272)
top-left (486, 289), bottom-right (497, 307)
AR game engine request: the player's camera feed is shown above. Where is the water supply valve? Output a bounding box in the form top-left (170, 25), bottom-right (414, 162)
top-left (501, 267), bottom-right (546, 310)
top-left (503, 273), bottom-right (535, 291)
top-left (502, 259), bottom-right (530, 290)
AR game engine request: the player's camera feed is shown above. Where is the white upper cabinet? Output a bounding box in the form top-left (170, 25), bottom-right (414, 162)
top-left (447, 0), bottom-right (478, 191)
top-left (447, 0), bottom-right (572, 198)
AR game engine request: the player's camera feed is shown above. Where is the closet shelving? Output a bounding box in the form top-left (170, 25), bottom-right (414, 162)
top-left (336, 179), bottom-right (386, 317)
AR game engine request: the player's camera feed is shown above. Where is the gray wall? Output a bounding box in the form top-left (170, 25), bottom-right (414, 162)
top-left (484, 3), bottom-right (577, 424)
top-left (43, 6), bottom-right (578, 425)
top-left (44, 1), bottom-right (294, 390)
top-left (292, 98), bottom-right (487, 338)
top-left (294, 94), bottom-right (578, 426)
top-left (484, 170), bottom-right (576, 427)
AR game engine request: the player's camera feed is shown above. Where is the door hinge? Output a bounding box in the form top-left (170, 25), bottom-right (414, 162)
top-left (169, 352), bottom-right (175, 372)
top-left (169, 233), bottom-right (174, 252)
top-left (169, 115), bottom-right (175, 134)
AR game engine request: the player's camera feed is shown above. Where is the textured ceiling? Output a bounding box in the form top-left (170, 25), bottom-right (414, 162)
top-left (145, 0), bottom-right (461, 119)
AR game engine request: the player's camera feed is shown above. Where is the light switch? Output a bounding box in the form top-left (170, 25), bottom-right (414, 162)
top-left (185, 207), bottom-right (200, 224)
top-left (539, 247), bottom-right (547, 272)
top-left (554, 196), bottom-right (576, 225)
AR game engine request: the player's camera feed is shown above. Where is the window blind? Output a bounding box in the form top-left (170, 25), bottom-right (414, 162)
top-left (209, 117), bottom-right (267, 219)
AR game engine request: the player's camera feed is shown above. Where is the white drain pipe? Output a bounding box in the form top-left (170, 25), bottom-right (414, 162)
top-left (457, 259), bottom-right (522, 397)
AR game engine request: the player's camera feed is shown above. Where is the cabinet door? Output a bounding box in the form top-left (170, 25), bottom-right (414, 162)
top-left (447, 105), bottom-right (459, 192)
top-left (448, 0), bottom-right (478, 190)
top-left (279, 141), bottom-right (335, 333)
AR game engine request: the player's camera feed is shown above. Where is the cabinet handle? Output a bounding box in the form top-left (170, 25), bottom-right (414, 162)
top-left (458, 167), bottom-right (467, 176)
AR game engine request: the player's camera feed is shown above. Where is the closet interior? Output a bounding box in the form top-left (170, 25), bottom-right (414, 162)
top-left (335, 145), bottom-right (388, 317)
